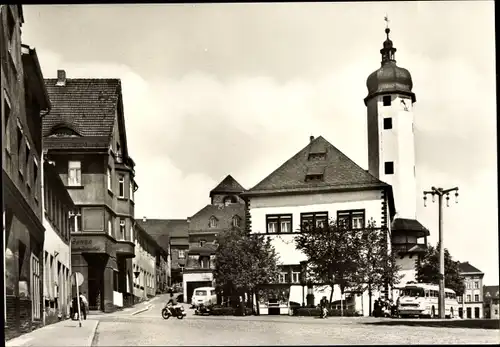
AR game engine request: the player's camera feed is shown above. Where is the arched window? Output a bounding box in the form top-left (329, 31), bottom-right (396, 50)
top-left (232, 215), bottom-right (241, 228)
top-left (209, 216), bottom-right (218, 228)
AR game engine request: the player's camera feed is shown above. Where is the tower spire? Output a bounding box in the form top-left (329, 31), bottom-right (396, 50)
top-left (380, 15), bottom-right (396, 65)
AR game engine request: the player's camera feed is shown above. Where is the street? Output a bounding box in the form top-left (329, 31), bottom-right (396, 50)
top-left (90, 296), bottom-right (499, 346)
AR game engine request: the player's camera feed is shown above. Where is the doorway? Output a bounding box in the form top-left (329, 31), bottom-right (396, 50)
top-left (186, 281), bottom-right (212, 304)
top-left (466, 307), bottom-right (472, 319)
top-left (87, 258), bottom-right (105, 311)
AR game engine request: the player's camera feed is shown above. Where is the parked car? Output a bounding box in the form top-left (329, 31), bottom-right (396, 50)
top-left (191, 287), bottom-right (217, 307)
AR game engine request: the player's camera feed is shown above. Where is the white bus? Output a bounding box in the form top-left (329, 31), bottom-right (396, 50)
top-left (397, 283), bottom-right (459, 318)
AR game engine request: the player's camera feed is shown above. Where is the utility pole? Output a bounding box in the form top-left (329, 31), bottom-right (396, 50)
top-left (423, 186), bottom-right (459, 319)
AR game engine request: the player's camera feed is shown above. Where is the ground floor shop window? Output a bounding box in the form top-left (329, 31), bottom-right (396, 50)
top-left (31, 253), bottom-right (41, 320)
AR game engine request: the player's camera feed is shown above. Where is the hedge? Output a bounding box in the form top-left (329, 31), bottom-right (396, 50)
top-left (294, 307), bottom-right (362, 317)
top-left (210, 306), bottom-right (254, 316)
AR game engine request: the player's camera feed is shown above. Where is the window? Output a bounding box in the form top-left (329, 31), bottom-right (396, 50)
top-left (384, 161), bottom-right (394, 175)
top-left (305, 173), bottom-right (324, 182)
top-left (266, 214), bottom-right (292, 233)
top-left (474, 281), bottom-right (479, 289)
top-left (118, 175), bottom-right (125, 197)
top-left (119, 219), bottom-right (125, 240)
top-left (33, 158), bottom-right (39, 201)
top-left (466, 282), bottom-right (471, 289)
top-left (4, 93), bottom-right (11, 153)
top-left (308, 153), bottom-right (326, 161)
top-left (69, 208), bottom-right (82, 232)
top-left (466, 294), bottom-right (471, 302)
top-left (208, 216), bottom-right (218, 228)
top-left (17, 123), bottom-right (23, 177)
top-left (383, 95), bottom-right (391, 106)
top-left (475, 294), bottom-right (479, 302)
top-left (130, 181), bottom-right (134, 201)
top-left (107, 167), bottom-right (112, 192)
top-left (292, 272), bottom-right (300, 284)
top-left (68, 161), bottom-right (81, 186)
top-left (25, 141), bottom-right (30, 182)
top-left (301, 212), bottom-right (328, 232)
top-left (278, 272), bottom-right (289, 284)
top-left (383, 117), bottom-right (392, 130)
top-left (199, 240), bottom-right (206, 247)
top-left (232, 215), bottom-right (241, 228)
top-left (31, 253), bottom-right (41, 320)
top-left (337, 210), bottom-right (365, 229)
top-left (458, 296), bottom-right (462, 303)
top-left (178, 250), bottom-right (185, 259)
top-left (130, 226), bottom-right (134, 242)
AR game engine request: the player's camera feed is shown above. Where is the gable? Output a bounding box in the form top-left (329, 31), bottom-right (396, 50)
top-left (245, 135), bottom-right (388, 196)
top-left (210, 174), bottom-right (246, 197)
top-left (188, 204), bottom-right (245, 231)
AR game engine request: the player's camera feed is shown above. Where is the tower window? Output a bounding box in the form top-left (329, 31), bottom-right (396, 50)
top-left (383, 95), bottom-right (391, 106)
top-left (383, 117), bottom-right (392, 130)
top-left (384, 162), bottom-right (394, 175)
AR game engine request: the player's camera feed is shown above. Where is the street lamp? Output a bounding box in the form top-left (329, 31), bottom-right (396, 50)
top-left (423, 186), bottom-right (459, 319)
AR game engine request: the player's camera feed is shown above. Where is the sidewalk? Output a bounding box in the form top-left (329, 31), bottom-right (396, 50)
top-left (5, 319), bottom-right (99, 347)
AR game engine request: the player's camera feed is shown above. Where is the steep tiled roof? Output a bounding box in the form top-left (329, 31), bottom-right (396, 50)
top-left (244, 136), bottom-right (388, 196)
top-left (458, 261), bottom-right (483, 274)
top-left (483, 285), bottom-right (499, 299)
top-left (209, 175), bottom-right (246, 197)
top-left (392, 218), bottom-right (430, 236)
top-left (137, 219), bottom-right (189, 251)
top-left (188, 203), bottom-right (245, 232)
top-left (43, 78), bottom-right (121, 140)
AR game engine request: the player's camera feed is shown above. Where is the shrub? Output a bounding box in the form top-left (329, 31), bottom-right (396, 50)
top-left (294, 307), bottom-right (361, 317)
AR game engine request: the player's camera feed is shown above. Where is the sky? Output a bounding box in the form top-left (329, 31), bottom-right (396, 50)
top-left (21, 2), bottom-right (498, 285)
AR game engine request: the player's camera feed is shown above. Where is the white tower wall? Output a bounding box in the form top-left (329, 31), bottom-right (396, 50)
top-left (368, 94), bottom-right (417, 220)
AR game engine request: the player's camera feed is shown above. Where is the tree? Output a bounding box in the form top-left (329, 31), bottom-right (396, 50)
top-left (354, 221), bottom-right (403, 315)
top-left (213, 227), bottom-right (280, 310)
top-left (294, 220), bottom-right (361, 316)
top-left (415, 243), bottom-right (465, 296)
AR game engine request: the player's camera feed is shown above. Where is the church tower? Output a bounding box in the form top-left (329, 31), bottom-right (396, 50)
top-left (365, 23), bottom-right (429, 286)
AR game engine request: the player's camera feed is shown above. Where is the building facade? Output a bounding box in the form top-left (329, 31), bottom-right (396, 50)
top-left (132, 222), bottom-right (159, 302)
top-left (483, 285), bottom-right (499, 319)
top-left (243, 135), bottom-right (394, 316)
top-left (183, 175), bottom-right (246, 303)
top-left (364, 26), bottom-right (429, 289)
top-left (136, 218), bottom-right (173, 294)
top-left (458, 262), bottom-right (484, 319)
top-left (167, 220), bottom-right (189, 286)
top-left (42, 160), bottom-right (75, 325)
top-left (2, 5), bottom-right (51, 340)
top-left (43, 71), bottom-right (137, 312)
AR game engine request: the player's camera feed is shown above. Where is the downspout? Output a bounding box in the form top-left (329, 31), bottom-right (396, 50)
top-left (41, 150), bottom-right (46, 326)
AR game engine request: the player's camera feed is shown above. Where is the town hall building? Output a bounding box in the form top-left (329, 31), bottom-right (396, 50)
top-left (243, 25), bottom-right (429, 316)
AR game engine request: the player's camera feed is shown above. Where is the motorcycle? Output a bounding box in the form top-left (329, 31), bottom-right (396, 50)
top-left (162, 304), bottom-right (186, 320)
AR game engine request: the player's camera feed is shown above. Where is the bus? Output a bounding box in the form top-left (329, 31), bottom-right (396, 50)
top-left (397, 283), bottom-right (459, 318)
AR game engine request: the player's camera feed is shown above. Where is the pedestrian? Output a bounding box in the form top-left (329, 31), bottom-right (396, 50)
top-left (80, 292), bottom-right (88, 320)
top-left (319, 296), bottom-right (328, 318)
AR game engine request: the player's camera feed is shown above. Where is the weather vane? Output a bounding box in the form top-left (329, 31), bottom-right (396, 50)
top-left (384, 14), bottom-right (390, 29)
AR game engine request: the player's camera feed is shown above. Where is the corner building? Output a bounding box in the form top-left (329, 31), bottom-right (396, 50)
top-left (2, 5), bottom-right (51, 339)
top-left (43, 71), bottom-right (137, 312)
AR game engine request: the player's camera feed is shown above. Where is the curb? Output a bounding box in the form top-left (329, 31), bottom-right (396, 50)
top-left (88, 320), bottom-right (100, 347)
top-left (132, 304), bottom-right (151, 316)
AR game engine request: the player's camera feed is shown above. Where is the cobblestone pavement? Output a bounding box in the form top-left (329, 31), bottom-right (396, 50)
top-left (91, 301), bottom-right (500, 346)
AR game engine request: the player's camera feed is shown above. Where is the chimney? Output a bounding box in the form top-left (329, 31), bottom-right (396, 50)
top-left (142, 216), bottom-right (147, 222)
top-left (310, 135), bottom-right (314, 142)
top-left (56, 70), bottom-right (66, 86)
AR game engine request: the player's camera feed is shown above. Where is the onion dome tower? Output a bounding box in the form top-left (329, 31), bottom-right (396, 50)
top-left (364, 22), bottom-right (429, 288)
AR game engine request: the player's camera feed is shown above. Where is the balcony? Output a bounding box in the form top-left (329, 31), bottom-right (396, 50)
top-left (115, 240), bottom-right (135, 258)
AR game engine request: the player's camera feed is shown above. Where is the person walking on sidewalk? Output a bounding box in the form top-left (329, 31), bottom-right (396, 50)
top-left (80, 292), bottom-right (88, 320)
